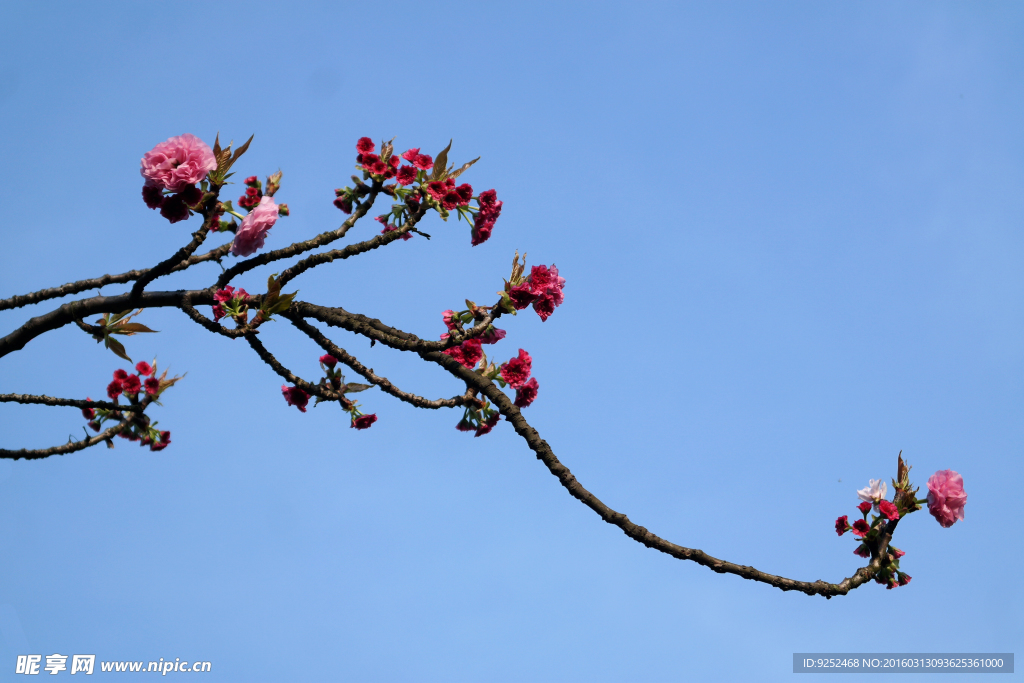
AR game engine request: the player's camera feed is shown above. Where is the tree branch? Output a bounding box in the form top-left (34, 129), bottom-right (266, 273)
top-left (419, 348), bottom-right (887, 598)
top-left (287, 316), bottom-right (479, 410)
top-left (0, 393), bottom-right (143, 412)
top-left (0, 243), bottom-right (232, 313)
top-left (214, 185), bottom-right (382, 289)
top-left (0, 420), bottom-right (129, 461)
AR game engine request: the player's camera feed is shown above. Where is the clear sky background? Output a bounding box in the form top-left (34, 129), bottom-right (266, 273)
top-left (0, 2), bottom-right (1021, 681)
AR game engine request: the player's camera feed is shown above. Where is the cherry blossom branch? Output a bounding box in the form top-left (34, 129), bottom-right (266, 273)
top-left (288, 316), bottom-right (480, 410)
top-left (214, 184), bottom-right (382, 290)
top-left (3, 132), bottom-right (959, 599)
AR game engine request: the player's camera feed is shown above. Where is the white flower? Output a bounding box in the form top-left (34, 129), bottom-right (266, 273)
top-left (857, 479), bottom-right (888, 506)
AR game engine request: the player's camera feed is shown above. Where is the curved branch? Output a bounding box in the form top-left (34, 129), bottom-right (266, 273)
top-left (215, 185), bottom-right (382, 289)
top-left (179, 292), bottom-right (251, 339)
top-left (0, 243), bottom-right (233, 313)
top-left (275, 202), bottom-right (428, 287)
top-left (130, 222), bottom-right (212, 297)
top-left (420, 348), bottom-right (889, 599)
top-left (295, 301), bottom-right (506, 354)
top-left (0, 420), bottom-right (129, 461)
top-left (287, 316), bottom-right (478, 410)
top-left (243, 332), bottom-right (341, 402)
top-left (0, 289), bottom-right (213, 359)
top-left (0, 393), bottom-right (143, 412)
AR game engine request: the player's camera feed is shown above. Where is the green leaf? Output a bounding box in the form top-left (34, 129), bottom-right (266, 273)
top-left (111, 322), bottom-right (159, 334)
top-left (104, 335), bottom-right (132, 362)
top-left (344, 383), bottom-right (373, 394)
top-left (431, 140), bottom-right (452, 181)
top-left (108, 309), bottom-right (133, 324)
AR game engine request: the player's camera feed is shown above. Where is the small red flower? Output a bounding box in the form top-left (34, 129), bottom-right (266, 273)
top-left (121, 374), bottom-right (142, 395)
top-left (401, 148), bottom-right (420, 162)
top-left (878, 499), bottom-right (900, 521)
top-left (474, 412), bottom-right (499, 437)
top-left (508, 283), bottom-right (536, 310)
top-left (441, 310), bottom-right (461, 331)
top-left (159, 195), bottom-right (190, 223)
top-left (142, 185), bottom-right (165, 209)
top-left (107, 380), bottom-right (123, 400)
top-left (500, 349), bottom-right (532, 388)
top-left (835, 515), bottom-right (849, 536)
top-left (356, 137), bottom-right (375, 154)
top-left (853, 544), bottom-right (870, 558)
top-left (135, 361), bottom-right (153, 376)
top-left (851, 519), bottom-right (871, 537)
top-left (144, 377), bottom-right (160, 395)
top-left (334, 197), bottom-right (352, 214)
top-left (514, 377), bottom-right (539, 408)
top-left (414, 154), bottom-right (433, 171)
top-left (396, 166), bottom-right (417, 185)
top-left (113, 369), bottom-right (129, 380)
top-left (352, 414), bottom-right (377, 430)
top-left (857, 501), bottom-right (872, 514)
top-left (320, 354), bottom-right (338, 368)
top-left (443, 338), bottom-right (484, 369)
top-left (282, 385), bottom-right (310, 412)
top-left (455, 418), bottom-right (475, 432)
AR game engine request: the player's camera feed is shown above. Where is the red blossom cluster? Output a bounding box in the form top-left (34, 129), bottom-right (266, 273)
top-left (508, 264), bottom-right (566, 322)
top-left (237, 176), bottom-right (263, 210)
top-left (143, 183), bottom-right (205, 224)
top-left (106, 363), bottom-right (161, 401)
top-left (87, 362), bottom-right (175, 452)
top-left (280, 354), bottom-right (377, 430)
top-left (335, 137), bottom-right (503, 247)
top-left (471, 189), bottom-right (502, 246)
top-left (211, 286), bottom-right (250, 322)
top-left (356, 137), bottom-right (401, 179)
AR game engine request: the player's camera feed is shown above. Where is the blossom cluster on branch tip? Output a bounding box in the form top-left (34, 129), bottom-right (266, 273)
top-left (335, 137), bottom-right (503, 246)
top-left (140, 134), bottom-right (216, 223)
top-left (279, 355), bottom-right (377, 430)
top-left (834, 458), bottom-right (966, 590)
top-left (87, 363), bottom-right (179, 452)
top-left (504, 263), bottom-right (566, 322)
top-left (139, 134), bottom-right (289, 256)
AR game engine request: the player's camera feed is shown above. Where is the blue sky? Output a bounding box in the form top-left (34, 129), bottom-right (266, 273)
top-left (0, 1), bottom-right (1021, 680)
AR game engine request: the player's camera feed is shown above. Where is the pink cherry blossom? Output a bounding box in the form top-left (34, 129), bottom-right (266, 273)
top-left (140, 134), bottom-right (217, 193)
top-left (232, 196), bottom-right (279, 257)
top-left (926, 469), bottom-right (967, 528)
